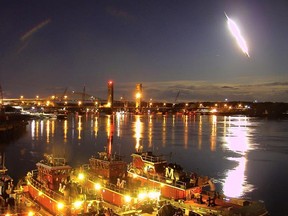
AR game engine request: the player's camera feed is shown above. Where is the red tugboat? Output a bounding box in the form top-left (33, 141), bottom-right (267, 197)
top-left (77, 116), bottom-right (160, 214)
top-left (127, 151), bottom-right (208, 201)
top-left (78, 148), bottom-right (161, 214)
top-left (127, 151), bottom-right (269, 216)
top-left (25, 154), bottom-right (97, 215)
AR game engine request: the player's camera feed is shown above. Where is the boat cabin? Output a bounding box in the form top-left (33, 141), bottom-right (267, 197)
top-left (89, 152), bottom-right (127, 181)
top-left (130, 152), bottom-right (168, 176)
top-left (36, 155), bottom-right (72, 191)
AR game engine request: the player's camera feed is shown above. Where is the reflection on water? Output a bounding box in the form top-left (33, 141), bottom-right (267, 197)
top-left (162, 116), bottom-right (167, 147)
top-left (3, 114), bottom-right (287, 215)
top-left (63, 120), bottom-right (68, 141)
top-left (19, 114), bottom-right (259, 199)
top-left (77, 115), bottom-right (82, 140)
top-left (31, 120), bottom-right (35, 139)
top-left (134, 115), bottom-right (143, 151)
top-left (184, 115), bottom-right (188, 148)
top-left (115, 113), bottom-right (122, 137)
top-left (106, 115), bottom-right (113, 154)
top-left (198, 115), bottom-right (202, 149)
top-left (223, 156), bottom-right (249, 198)
top-left (222, 116), bottom-right (255, 198)
top-left (148, 115), bottom-right (153, 148)
top-left (210, 115), bottom-right (217, 151)
top-left (93, 116), bottom-right (98, 137)
top-left (45, 120), bottom-right (55, 143)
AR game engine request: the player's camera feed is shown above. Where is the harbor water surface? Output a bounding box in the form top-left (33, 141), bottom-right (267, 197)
top-left (2, 114), bottom-right (288, 215)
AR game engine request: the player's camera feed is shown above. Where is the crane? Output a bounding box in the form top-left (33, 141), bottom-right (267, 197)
top-left (60, 87), bottom-right (68, 101)
top-left (174, 90), bottom-right (180, 104)
top-left (82, 86), bottom-right (86, 102)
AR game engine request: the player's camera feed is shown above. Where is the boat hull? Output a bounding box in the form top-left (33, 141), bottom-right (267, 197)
top-left (85, 178), bottom-right (130, 207)
top-left (128, 171), bottom-right (201, 200)
top-left (27, 176), bottom-right (90, 215)
top-left (27, 180), bottom-right (61, 215)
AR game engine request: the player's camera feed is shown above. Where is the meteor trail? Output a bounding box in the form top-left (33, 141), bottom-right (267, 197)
top-left (225, 13), bottom-right (250, 57)
top-left (21, 19), bottom-right (51, 41)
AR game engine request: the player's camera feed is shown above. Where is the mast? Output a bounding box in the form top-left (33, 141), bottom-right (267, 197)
top-left (0, 151), bottom-right (8, 174)
top-left (0, 84), bottom-right (4, 113)
top-left (82, 86), bottom-right (86, 102)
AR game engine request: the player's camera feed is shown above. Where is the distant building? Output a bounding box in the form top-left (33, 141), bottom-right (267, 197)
top-left (107, 81), bottom-right (114, 108)
top-left (135, 84), bottom-right (142, 112)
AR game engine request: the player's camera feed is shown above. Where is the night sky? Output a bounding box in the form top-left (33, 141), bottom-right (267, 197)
top-left (1, 0), bottom-right (288, 102)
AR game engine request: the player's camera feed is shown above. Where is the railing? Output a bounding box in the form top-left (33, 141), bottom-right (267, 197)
top-left (28, 171), bottom-right (65, 202)
top-left (39, 155), bottom-right (67, 167)
top-left (138, 153), bottom-right (166, 163)
top-left (128, 167), bottom-right (208, 190)
top-left (88, 175), bottom-right (139, 197)
top-left (91, 152), bottom-right (124, 162)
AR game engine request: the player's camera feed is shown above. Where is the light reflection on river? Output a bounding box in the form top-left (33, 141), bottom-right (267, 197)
top-left (222, 116), bottom-right (254, 198)
top-left (2, 113), bottom-right (288, 215)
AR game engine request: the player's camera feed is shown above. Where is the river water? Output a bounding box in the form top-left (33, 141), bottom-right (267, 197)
top-left (1, 113), bottom-right (288, 215)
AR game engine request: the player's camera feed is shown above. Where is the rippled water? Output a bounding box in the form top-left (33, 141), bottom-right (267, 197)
top-left (2, 114), bottom-right (288, 215)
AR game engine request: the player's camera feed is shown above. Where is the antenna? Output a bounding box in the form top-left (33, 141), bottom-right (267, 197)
top-left (0, 84), bottom-right (4, 113)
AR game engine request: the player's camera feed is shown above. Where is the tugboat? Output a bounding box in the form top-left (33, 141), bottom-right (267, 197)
top-left (127, 151), bottom-right (208, 201)
top-left (127, 151), bottom-right (269, 216)
top-left (77, 116), bottom-right (160, 215)
top-left (25, 154), bottom-right (98, 215)
top-left (79, 148), bottom-right (160, 212)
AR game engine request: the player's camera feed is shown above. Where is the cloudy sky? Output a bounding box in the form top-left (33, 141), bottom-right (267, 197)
top-left (1, 0), bottom-right (288, 102)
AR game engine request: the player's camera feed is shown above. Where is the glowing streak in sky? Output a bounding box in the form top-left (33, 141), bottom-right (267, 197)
top-left (225, 13), bottom-right (250, 57)
top-left (21, 19), bottom-right (51, 41)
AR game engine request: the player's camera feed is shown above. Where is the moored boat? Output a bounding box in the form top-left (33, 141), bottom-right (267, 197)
top-left (25, 154), bottom-right (98, 215)
top-left (76, 115), bottom-right (161, 215)
top-left (77, 148), bottom-right (161, 215)
top-left (127, 151), bottom-right (269, 216)
top-left (127, 151), bottom-right (209, 201)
